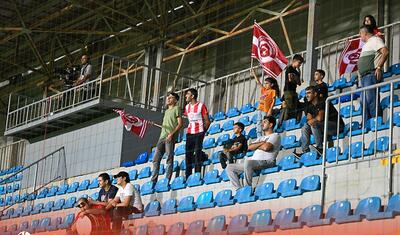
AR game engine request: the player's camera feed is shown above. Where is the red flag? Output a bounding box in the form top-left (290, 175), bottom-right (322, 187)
top-left (338, 38), bottom-right (364, 76)
top-left (114, 109), bottom-right (148, 138)
top-left (251, 22), bottom-right (288, 79)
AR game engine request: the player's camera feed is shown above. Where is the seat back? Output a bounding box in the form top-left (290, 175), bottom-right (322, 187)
top-left (186, 220), bottom-right (205, 234)
top-left (277, 179), bottom-right (297, 194)
top-left (300, 175), bottom-right (321, 192)
top-left (354, 197), bottom-right (382, 216)
top-left (206, 215), bottom-right (226, 233)
top-left (234, 186), bottom-right (253, 203)
top-left (161, 199), bottom-right (177, 215)
top-left (196, 191), bottom-right (213, 208)
top-left (298, 205), bottom-right (323, 224)
top-left (249, 209), bottom-right (272, 229)
top-left (274, 208), bottom-right (296, 227)
top-left (167, 222), bottom-right (184, 235)
top-left (215, 189), bottom-right (233, 206)
top-left (228, 214), bottom-right (248, 231)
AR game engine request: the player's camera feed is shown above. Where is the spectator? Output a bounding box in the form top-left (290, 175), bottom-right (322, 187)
top-left (226, 116), bottom-right (281, 190)
top-left (358, 25), bottom-right (389, 120)
top-left (184, 88), bottom-right (211, 177)
top-left (283, 54), bottom-right (304, 121)
top-left (106, 171), bottom-right (143, 234)
top-left (74, 54), bottom-right (93, 86)
top-left (363, 15), bottom-right (383, 38)
top-left (251, 69), bottom-right (280, 137)
top-left (219, 122), bottom-right (248, 169)
top-left (314, 69), bottom-right (329, 101)
top-left (298, 86), bottom-right (344, 155)
top-left (151, 92), bottom-right (183, 185)
top-left (93, 173), bottom-right (119, 206)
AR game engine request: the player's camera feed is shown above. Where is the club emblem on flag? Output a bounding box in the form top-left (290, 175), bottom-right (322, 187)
top-left (338, 38), bottom-right (364, 76)
top-left (114, 109), bottom-right (148, 138)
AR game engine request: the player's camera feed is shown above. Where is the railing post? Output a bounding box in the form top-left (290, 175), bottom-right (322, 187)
top-left (388, 82), bottom-right (394, 198)
top-left (5, 93), bottom-right (11, 131)
top-left (320, 95), bottom-right (330, 210)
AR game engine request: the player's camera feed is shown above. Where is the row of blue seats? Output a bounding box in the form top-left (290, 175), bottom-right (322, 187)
top-left (0, 166), bottom-right (23, 177)
top-left (0, 174), bottom-right (23, 185)
top-left (132, 175), bottom-right (320, 219)
top-left (0, 183), bottom-right (20, 196)
top-left (128, 194), bottom-right (400, 235)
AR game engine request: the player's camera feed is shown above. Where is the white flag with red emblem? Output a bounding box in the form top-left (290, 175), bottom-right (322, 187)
top-left (338, 38), bottom-right (364, 76)
top-left (114, 109), bottom-right (148, 138)
top-left (251, 22), bottom-right (288, 79)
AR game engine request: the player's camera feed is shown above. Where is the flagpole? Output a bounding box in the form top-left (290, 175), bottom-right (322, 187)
top-left (149, 121), bottom-right (163, 128)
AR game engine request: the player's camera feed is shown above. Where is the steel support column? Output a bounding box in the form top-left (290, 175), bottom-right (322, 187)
top-left (304, 0), bottom-right (318, 85)
top-left (152, 43), bottom-right (164, 110)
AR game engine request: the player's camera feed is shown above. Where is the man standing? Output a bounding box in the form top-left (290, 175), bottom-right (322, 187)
top-left (299, 86), bottom-right (344, 155)
top-left (107, 171), bottom-right (143, 234)
top-left (314, 69), bottom-right (329, 101)
top-left (358, 25), bottom-right (389, 121)
top-left (74, 54), bottom-right (93, 86)
top-left (283, 54), bottom-right (304, 121)
top-left (226, 116), bottom-right (280, 190)
top-left (151, 92), bottom-right (183, 185)
top-left (184, 88), bottom-right (211, 177)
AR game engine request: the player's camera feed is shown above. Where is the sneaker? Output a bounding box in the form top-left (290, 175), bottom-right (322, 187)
top-left (310, 145), bottom-right (323, 156)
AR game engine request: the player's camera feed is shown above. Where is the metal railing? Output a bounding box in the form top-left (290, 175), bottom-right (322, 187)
top-left (0, 140), bottom-right (26, 170)
top-left (0, 147), bottom-right (67, 212)
top-left (321, 75), bottom-right (400, 209)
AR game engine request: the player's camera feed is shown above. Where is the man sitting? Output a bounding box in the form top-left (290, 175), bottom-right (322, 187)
top-left (226, 116), bottom-right (281, 190)
top-left (219, 122), bottom-right (248, 169)
top-left (299, 86), bottom-right (344, 155)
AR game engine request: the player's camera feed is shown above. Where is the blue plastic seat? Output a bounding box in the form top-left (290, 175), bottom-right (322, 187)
top-left (220, 169), bottom-right (230, 182)
top-left (203, 138), bottom-right (216, 149)
top-left (281, 135), bottom-right (301, 149)
top-left (63, 196), bottom-right (76, 209)
top-left (10, 206), bottom-right (23, 218)
top-left (128, 169), bottom-right (138, 181)
top-left (52, 198), bottom-right (66, 211)
top-left (215, 189), bottom-right (235, 207)
top-left (26, 219), bottom-right (40, 233)
top-left (208, 123), bottom-right (222, 135)
top-left (89, 178), bottom-right (99, 189)
top-left (222, 120), bottom-right (234, 131)
top-left (36, 217), bottom-right (51, 233)
top-left (67, 182), bottom-right (79, 193)
top-left (78, 179), bottom-right (90, 191)
top-left (300, 175), bottom-right (321, 192)
top-left (187, 220), bottom-right (205, 234)
top-left (136, 224), bottom-right (148, 235)
top-left (17, 221), bottom-right (29, 234)
top-left (326, 146), bottom-right (347, 163)
top-left (145, 200), bottom-right (161, 217)
top-left (167, 222), bottom-right (184, 235)
top-left (138, 166), bottom-right (151, 179)
top-left (366, 117), bottom-right (389, 131)
top-left (135, 152), bottom-right (149, 164)
top-left (247, 127), bottom-right (257, 140)
top-left (175, 145), bottom-right (186, 156)
top-left (217, 134), bottom-right (230, 146)
top-left (278, 154), bottom-right (301, 170)
top-left (48, 217), bottom-right (63, 231)
top-left (21, 205), bottom-right (33, 217)
top-left (31, 203), bottom-right (44, 215)
top-left (274, 208), bottom-right (301, 230)
top-left (205, 215), bottom-right (226, 234)
top-left (213, 111), bottom-right (226, 121)
top-left (248, 209), bottom-right (274, 232)
top-left (227, 107), bottom-right (240, 118)
top-left (7, 224), bottom-right (18, 234)
top-left (227, 214), bottom-right (249, 234)
top-left (234, 185), bottom-right (256, 203)
top-left (90, 192), bottom-right (99, 200)
top-left (254, 182), bottom-right (278, 200)
top-left (170, 176), bottom-right (186, 190)
top-left (154, 178), bottom-right (170, 193)
top-left (41, 201), bottom-right (54, 213)
top-left (177, 196), bottom-right (196, 212)
top-left (141, 181), bottom-right (155, 196)
top-left (196, 191), bottom-right (215, 209)
top-left (300, 151), bottom-right (322, 166)
top-left (343, 142), bottom-right (365, 159)
top-left (297, 205), bottom-right (330, 227)
top-left (283, 118), bottom-right (302, 131)
top-left (204, 169), bottom-right (221, 185)
top-left (238, 116), bottom-right (252, 126)
top-left (158, 164), bottom-right (166, 175)
top-left (211, 151), bottom-right (222, 164)
top-left (121, 161), bottom-right (135, 167)
top-left (187, 172), bottom-right (203, 187)
top-left (344, 121), bottom-right (363, 137)
top-left (56, 184), bottom-right (68, 195)
top-left (1, 208), bottom-right (14, 220)
top-left (251, 113), bottom-right (258, 124)
top-left (161, 199), bottom-right (177, 215)
top-left (277, 179), bottom-right (301, 197)
top-left (352, 197), bottom-right (388, 221)
top-left (325, 200), bottom-right (355, 224)
top-left (151, 224), bottom-right (166, 235)
top-left (333, 77), bottom-right (352, 89)
top-left (340, 105), bottom-right (362, 118)
top-left (180, 160), bottom-right (187, 171)
top-left (240, 103), bottom-right (255, 114)
top-left (380, 95), bottom-right (400, 110)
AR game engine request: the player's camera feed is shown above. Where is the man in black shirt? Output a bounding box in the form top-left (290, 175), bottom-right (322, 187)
top-left (300, 86), bottom-right (344, 154)
top-left (314, 69), bottom-right (329, 101)
top-left (283, 54), bottom-right (304, 121)
top-left (92, 173), bottom-right (119, 206)
top-left (219, 122), bottom-right (248, 169)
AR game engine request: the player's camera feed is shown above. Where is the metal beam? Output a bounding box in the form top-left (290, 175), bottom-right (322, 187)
top-left (102, 17), bottom-right (122, 44)
top-left (304, 0), bottom-right (319, 85)
top-left (279, 16), bottom-right (294, 54)
top-left (55, 35), bottom-right (73, 65)
top-left (143, 0), bottom-right (160, 25)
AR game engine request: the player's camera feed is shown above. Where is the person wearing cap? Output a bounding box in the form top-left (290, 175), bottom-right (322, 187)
top-left (106, 171), bottom-right (143, 233)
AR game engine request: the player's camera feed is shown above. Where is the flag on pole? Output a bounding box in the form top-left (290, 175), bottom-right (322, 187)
top-left (251, 22), bottom-right (288, 79)
top-left (114, 109), bottom-right (148, 138)
top-left (338, 38), bottom-right (364, 76)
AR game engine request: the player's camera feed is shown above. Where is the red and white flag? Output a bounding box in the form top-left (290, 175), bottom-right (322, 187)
top-left (338, 38), bottom-right (364, 76)
top-left (251, 22), bottom-right (288, 79)
top-left (114, 109), bottom-right (148, 138)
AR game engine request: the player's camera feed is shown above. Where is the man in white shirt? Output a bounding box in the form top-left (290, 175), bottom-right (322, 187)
top-left (226, 116), bottom-right (281, 190)
top-left (106, 171), bottom-right (143, 234)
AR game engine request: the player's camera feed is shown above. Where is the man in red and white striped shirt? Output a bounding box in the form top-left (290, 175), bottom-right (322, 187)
top-left (184, 88), bottom-right (211, 177)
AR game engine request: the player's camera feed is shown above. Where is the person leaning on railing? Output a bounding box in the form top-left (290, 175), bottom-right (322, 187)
top-left (73, 54), bottom-right (93, 87)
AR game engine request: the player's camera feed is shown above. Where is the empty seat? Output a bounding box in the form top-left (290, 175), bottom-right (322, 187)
top-left (136, 224), bottom-right (148, 235)
top-left (208, 123), bottom-right (222, 135)
top-left (63, 196), bottom-right (77, 209)
top-left (325, 200), bottom-right (354, 224)
top-left (36, 217), bottom-right (51, 233)
top-left (351, 197), bottom-right (387, 221)
top-left (10, 206), bottom-right (23, 218)
top-left (1, 208), bottom-right (14, 220)
top-left (222, 120), bottom-right (234, 131)
top-left (247, 127), bottom-right (257, 140)
top-left (56, 184), bottom-right (69, 195)
top-left (238, 116), bottom-right (252, 126)
top-left (380, 95), bottom-right (400, 110)
top-left (213, 111), bottom-right (226, 121)
top-left (333, 77), bottom-right (352, 89)
top-left (90, 192), bottom-right (99, 200)
top-left (37, 188), bottom-right (49, 199)
top-left (167, 222), bottom-right (184, 235)
top-left (300, 151), bottom-right (322, 166)
top-left (217, 134), bottom-right (230, 146)
top-left (145, 200), bottom-right (161, 217)
top-left (366, 117), bottom-right (389, 131)
top-left (48, 217), bottom-right (63, 231)
top-left (220, 169), bottom-right (230, 181)
top-left (161, 199), bottom-right (177, 215)
top-left (274, 208), bottom-right (300, 230)
top-left (283, 118), bottom-right (302, 131)
top-left (344, 121), bottom-right (363, 137)
top-left (171, 176), bottom-right (186, 190)
top-left (204, 169), bottom-right (221, 185)
top-left (255, 182), bottom-right (278, 200)
top-left (17, 221), bottom-right (29, 234)
top-left (368, 194), bottom-right (400, 220)
top-left (41, 201), bottom-right (54, 213)
top-left (52, 198), bottom-right (65, 211)
top-left (278, 154), bottom-right (301, 170)
top-left (89, 178), bottom-right (99, 189)
top-left (67, 182), bottom-right (79, 193)
top-left (27, 219), bottom-right (41, 233)
top-left (175, 145), bottom-right (186, 156)
top-left (248, 209), bottom-right (274, 232)
top-left (155, 178), bottom-right (170, 192)
top-left (138, 166), bottom-right (151, 179)
top-left (21, 205), bottom-right (33, 217)
top-left (227, 107), bottom-right (240, 118)
top-left (227, 214), bottom-right (249, 234)
top-left (365, 136), bottom-right (390, 155)
top-left (234, 186), bottom-right (256, 204)
top-left (78, 180), bottom-right (90, 191)
top-left (187, 173), bottom-right (203, 187)
top-left (297, 205), bottom-right (331, 227)
top-left (281, 135), bottom-right (301, 149)
top-left (177, 196), bottom-right (195, 212)
top-left (340, 105), bottom-right (362, 118)
top-left (135, 152), bottom-right (149, 165)
top-left (186, 220), bottom-right (205, 235)
top-left (151, 224), bottom-right (166, 235)
top-left (215, 189), bottom-right (235, 207)
top-left (203, 138), bottom-right (216, 149)
top-left (277, 179), bottom-right (301, 197)
top-left (205, 215), bottom-right (226, 234)
top-left (31, 203), bottom-right (44, 215)
top-left (211, 151), bottom-right (222, 164)
top-left (141, 181), bottom-right (155, 196)
top-left (251, 113), bottom-right (258, 124)
top-left (240, 103), bottom-right (255, 114)
top-left (326, 146), bottom-right (347, 163)
top-left (58, 214), bottom-right (74, 230)
top-left (196, 191), bottom-right (215, 209)
top-left (128, 169), bottom-right (138, 181)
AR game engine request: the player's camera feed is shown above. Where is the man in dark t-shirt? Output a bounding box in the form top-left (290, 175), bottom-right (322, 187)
top-left (300, 86), bottom-right (344, 154)
top-left (219, 122), bottom-right (248, 169)
top-left (314, 69), bottom-right (329, 101)
top-left (90, 173), bottom-right (119, 219)
top-left (283, 54), bottom-right (304, 121)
